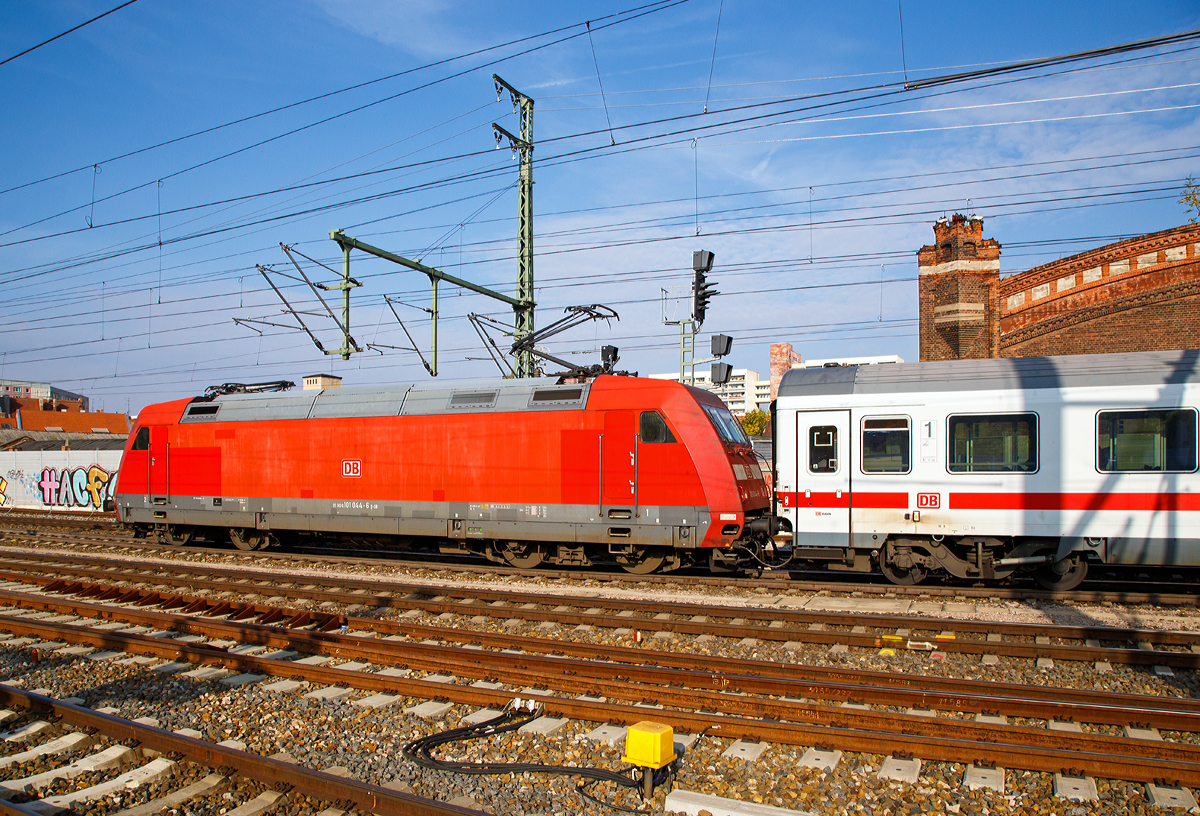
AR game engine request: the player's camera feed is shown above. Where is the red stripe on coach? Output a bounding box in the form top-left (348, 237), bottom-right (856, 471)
top-left (950, 492), bottom-right (1200, 512)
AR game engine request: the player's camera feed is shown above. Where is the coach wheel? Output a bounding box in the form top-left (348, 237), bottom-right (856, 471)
top-left (229, 528), bottom-right (269, 551)
top-left (616, 547), bottom-right (667, 575)
top-left (1035, 556), bottom-right (1088, 591)
top-left (501, 542), bottom-right (545, 569)
top-left (164, 525), bottom-right (193, 546)
top-left (879, 543), bottom-right (927, 586)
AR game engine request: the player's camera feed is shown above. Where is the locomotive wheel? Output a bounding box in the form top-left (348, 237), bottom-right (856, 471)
top-left (501, 542), bottom-right (545, 569)
top-left (879, 543), bottom-right (927, 586)
top-left (229, 528), bottom-right (268, 551)
top-left (164, 525), bottom-right (193, 546)
top-left (616, 547), bottom-right (667, 575)
top-left (1035, 556), bottom-right (1088, 591)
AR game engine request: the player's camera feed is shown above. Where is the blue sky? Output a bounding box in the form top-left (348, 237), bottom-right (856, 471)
top-left (2, 0), bottom-right (1198, 413)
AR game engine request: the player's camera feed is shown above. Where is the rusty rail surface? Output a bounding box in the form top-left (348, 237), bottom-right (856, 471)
top-left (5, 523), bottom-right (1199, 604)
top-left (1, 552), bottom-right (1198, 665)
top-left (0, 591), bottom-right (1198, 787)
top-left (3, 583), bottom-right (1198, 730)
top-left (0, 686), bottom-right (484, 816)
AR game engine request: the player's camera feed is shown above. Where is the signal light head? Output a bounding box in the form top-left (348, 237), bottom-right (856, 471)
top-left (693, 270), bottom-right (717, 325)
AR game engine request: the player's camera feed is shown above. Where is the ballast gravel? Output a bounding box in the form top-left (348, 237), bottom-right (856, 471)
top-left (0, 540), bottom-right (1196, 814)
top-left (0, 635), bottom-right (1192, 816)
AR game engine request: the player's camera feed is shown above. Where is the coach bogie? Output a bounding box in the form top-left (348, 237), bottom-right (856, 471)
top-left (1035, 554), bottom-right (1088, 591)
top-left (878, 539), bottom-right (928, 585)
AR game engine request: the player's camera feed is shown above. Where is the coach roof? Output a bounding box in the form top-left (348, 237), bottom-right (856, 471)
top-left (776, 349), bottom-right (1200, 398)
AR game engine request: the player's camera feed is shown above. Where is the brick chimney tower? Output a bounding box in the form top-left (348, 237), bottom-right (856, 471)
top-left (918, 213), bottom-right (1001, 361)
top-left (769, 342), bottom-right (803, 400)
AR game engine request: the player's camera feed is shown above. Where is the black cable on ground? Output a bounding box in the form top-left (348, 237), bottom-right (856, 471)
top-left (401, 700), bottom-right (674, 811)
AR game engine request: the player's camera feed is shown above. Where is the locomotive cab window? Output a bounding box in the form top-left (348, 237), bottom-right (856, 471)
top-left (639, 411), bottom-right (677, 443)
top-left (809, 425), bottom-right (838, 473)
top-left (1097, 408), bottom-right (1197, 472)
top-left (130, 426), bottom-right (149, 451)
top-left (948, 413), bottom-right (1038, 473)
top-left (702, 403), bottom-right (750, 446)
top-left (862, 417), bottom-right (910, 473)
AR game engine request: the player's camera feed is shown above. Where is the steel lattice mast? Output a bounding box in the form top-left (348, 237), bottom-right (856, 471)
top-left (493, 75), bottom-right (536, 377)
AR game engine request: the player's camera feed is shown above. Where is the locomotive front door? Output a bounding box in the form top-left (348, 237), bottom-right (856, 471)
top-left (791, 410), bottom-right (851, 546)
top-left (601, 411), bottom-right (637, 510)
top-left (148, 426), bottom-right (169, 503)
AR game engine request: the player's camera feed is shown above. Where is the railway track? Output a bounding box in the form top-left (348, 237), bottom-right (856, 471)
top-left (0, 687), bottom-right (480, 815)
top-left (6, 515), bottom-right (1200, 604)
top-left (0, 544), bottom-right (1196, 812)
top-left (0, 549), bottom-right (1196, 670)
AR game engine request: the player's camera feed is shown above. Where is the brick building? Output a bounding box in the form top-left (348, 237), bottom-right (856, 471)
top-left (0, 380), bottom-right (88, 412)
top-left (0, 380), bottom-right (128, 438)
top-left (918, 214), bottom-right (1001, 360)
top-left (766, 344), bottom-right (902, 405)
top-left (918, 216), bottom-right (1200, 361)
top-left (769, 343), bottom-right (804, 401)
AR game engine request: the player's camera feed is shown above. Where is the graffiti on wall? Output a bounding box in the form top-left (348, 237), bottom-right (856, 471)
top-left (0, 451), bottom-right (123, 512)
top-left (35, 466), bottom-right (117, 510)
top-left (1, 465), bottom-right (119, 511)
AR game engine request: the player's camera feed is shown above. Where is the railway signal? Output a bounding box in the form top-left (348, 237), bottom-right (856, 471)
top-left (692, 250), bottom-right (716, 325)
top-left (710, 333), bottom-right (733, 385)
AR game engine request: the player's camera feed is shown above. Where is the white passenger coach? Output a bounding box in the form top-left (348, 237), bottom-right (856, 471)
top-left (773, 349), bottom-right (1200, 589)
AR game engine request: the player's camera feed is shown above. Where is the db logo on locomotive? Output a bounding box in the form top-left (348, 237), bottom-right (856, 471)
top-left (916, 492), bottom-right (940, 509)
top-left (342, 460), bottom-right (362, 478)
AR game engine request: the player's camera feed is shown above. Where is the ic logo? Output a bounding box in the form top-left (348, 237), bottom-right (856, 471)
top-left (342, 459), bottom-right (362, 478)
top-left (917, 492), bottom-right (940, 509)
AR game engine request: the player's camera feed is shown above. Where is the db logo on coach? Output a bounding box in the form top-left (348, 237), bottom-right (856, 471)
top-left (342, 459), bottom-right (362, 478)
top-left (916, 492), bottom-right (940, 509)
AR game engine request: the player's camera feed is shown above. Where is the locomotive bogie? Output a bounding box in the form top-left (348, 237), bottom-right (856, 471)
top-left (775, 349), bottom-right (1200, 588)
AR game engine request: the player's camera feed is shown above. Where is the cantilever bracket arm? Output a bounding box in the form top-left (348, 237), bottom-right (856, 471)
top-left (492, 123), bottom-right (531, 156)
top-left (468, 313), bottom-right (518, 378)
top-left (494, 73), bottom-right (530, 108)
top-left (384, 296), bottom-right (434, 376)
top-left (281, 244), bottom-right (361, 353)
top-left (328, 230), bottom-right (532, 310)
top-left (255, 264), bottom-right (327, 354)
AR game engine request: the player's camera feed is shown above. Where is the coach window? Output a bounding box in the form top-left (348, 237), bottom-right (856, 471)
top-left (1097, 409), bottom-right (1197, 472)
top-left (810, 425), bottom-right (838, 473)
top-left (131, 427), bottom-right (149, 451)
top-left (862, 417), bottom-right (910, 473)
top-left (640, 411), bottom-right (677, 443)
top-left (948, 413), bottom-right (1038, 473)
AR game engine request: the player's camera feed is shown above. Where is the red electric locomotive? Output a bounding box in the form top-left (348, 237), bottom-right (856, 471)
top-left (113, 375), bottom-right (776, 573)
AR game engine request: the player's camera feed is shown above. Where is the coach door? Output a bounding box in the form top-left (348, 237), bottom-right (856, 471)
top-left (148, 426), bottom-right (169, 504)
top-left (601, 411), bottom-right (637, 512)
top-left (793, 410), bottom-right (851, 546)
